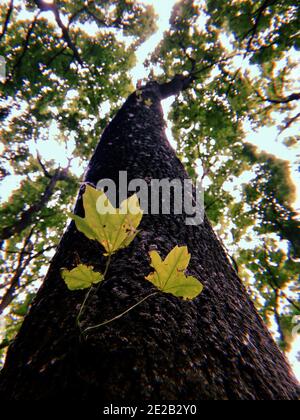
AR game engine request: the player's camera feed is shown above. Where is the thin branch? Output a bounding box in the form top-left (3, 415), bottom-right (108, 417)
top-left (252, 87), bottom-right (300, 132)
top-left (34, 0), bottom-right (84, 66)
top-left (0, 0), bottom-right (14, 42)
top-left (10, 14), bottom-right (40, 78)
top-left (282, 294), bottom-right (300, 313)
top-left (37, 152), bottom-right (52, 179)
top-left (0, 230), bottom-right (34, 315)
top-left (205, 197), bottom-right (220, 212)
top-left (45, 45), bottom-right (67, 67)
top-left (2, 245), bottom-right (56, 259)
top-left (243, 0), bottom-right (278, 53)
top-left (225, 68), bottom-right (241, 97)
top-left (0, 168), bottom-right (69, 247)
top-left (178, 41), bottom-right (197, 76)
top-left (280, 112), bottom-right (300, 135)
top-left (262, 243), bottom-right (300, 313)
top-left (264, 92), bottom-right (300, 105)
top-left (68, 1), bottom-right (122, 30)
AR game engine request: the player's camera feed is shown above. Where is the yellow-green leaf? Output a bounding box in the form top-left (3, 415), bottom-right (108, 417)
top-left (144, 98), bottom-right (153, 107)
top-left (61, 264), bottom-right (104, 291)
top-left (145, 246), bottom-right (203, 300)
top-left (69, 185), bottom-right (143, 255)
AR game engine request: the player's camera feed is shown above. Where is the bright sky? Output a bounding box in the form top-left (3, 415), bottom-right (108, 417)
top-left (0, 0), bottom-right (299, 382)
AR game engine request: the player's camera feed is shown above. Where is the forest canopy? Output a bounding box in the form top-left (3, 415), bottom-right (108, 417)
top-left (0, 0), bottom-right (299, 372)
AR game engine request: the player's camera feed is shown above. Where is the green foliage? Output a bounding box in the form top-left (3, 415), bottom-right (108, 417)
top-left (146, 246), bottom-right (203, 300)
top-left (70, 185), bottom-right (143, 255)
top-left (0, 0), bottom-right (299, 359)
top-left (62, 264), bottom-right (104, 291)
top-left (149, 0), bottom-right (300, 350)
top-left (66, 188), bottom-right (202, 332)
top-left (0, 0), bottom-right (157, 366)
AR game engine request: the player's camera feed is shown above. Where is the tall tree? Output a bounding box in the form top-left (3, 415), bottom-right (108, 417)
top-left (149, 0), bottom-right (300, 351)
top-left (0, 77), bottom-right (299, 400)
top-left (0, 0), bottom-right (156, 356)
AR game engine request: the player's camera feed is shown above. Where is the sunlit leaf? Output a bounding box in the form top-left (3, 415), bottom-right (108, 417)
top-left (61, 264), bottom-right (104, 291)
top-left (145, 246), bottom-right (203, 300)
top-left (69, 185), bottom-right (143, 255)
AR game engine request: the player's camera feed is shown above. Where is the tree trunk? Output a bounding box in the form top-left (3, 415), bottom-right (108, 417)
top-left (0, 80), bottom-right (299, 400)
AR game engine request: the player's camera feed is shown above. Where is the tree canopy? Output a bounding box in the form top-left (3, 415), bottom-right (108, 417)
top-left (149, 0), bottom-right (300, 352)
top-left (0, 0), bottom-right (299, 367)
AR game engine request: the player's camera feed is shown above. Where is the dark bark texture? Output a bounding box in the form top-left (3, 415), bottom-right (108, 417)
top-left (0, 80), bottom-right (299, 400)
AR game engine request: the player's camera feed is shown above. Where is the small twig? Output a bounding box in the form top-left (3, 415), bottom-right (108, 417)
top-left (0, 167), bottom-right (69, 245)
top-left (76, 254), bottom-right (112, 330)
top-left (83, 292), bottom-right (159, 335)
top-left (264, 93), bottom-right (300, 105)
top-left (37, 152), bottom-right (51, 178)
top-left (10, 14), bottom-right (40, 78)
top-left (34, 0), bottom-right (84, 66)
top-left (0, 229), bottom-right (34, 315)
top-left (278, 112), bottom-right (300, 136)
top-left (242, 0), bottom-right (278, 54)
top-left (45, 46), bottom-right (67, 67)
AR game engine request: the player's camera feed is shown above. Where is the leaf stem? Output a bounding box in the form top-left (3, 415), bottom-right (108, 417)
top-left (82, 291), bottom-right (159, 335)
top-left (76, 253), bottom-right (112, 330)
top-left (76, 285), bottom-right (94, 328)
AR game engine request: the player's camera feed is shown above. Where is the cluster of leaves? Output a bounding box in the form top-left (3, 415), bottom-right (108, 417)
top-left (0, 0), bottom-right (157, 364)
top-left (149, 0), bottom-right (300, 351)
top-left (62, 185), bottom-right (203, 333)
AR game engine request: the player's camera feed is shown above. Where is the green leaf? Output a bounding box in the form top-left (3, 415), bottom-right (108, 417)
top-left (144, 98), bottom-right (153, 107)
top-left (145, 246), bottom-right (203, 300)
top-left (61, 264), bottom-right (104, 291)
top-left (69, 185), bottom-right (143, 255)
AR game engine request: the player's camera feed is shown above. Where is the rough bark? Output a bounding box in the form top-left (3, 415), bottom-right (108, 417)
top-left (0, 80), bottom-right (299, 400)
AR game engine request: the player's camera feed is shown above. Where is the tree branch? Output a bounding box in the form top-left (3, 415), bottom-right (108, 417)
top-left (45, 45), bottom-right (68, 67)
top-left (158, 74), bottom-right (195, 99)
top-left (0, 0), bottom-right (14, 42)
top-left (156, 53), bottom-right (238, 99)
top-left (243, 0), bottom-right (278, 53)
top-left (0, 168), bottom-right (69, 247)
top-left (34, 0), bottom-right (84, 66)
top-left (264, 93), bottom-right (300, 104)
top-left (0, 230), bottom-right (34, 315)
top-left (3, 244), bottom-right (56, 259)
top-left (10, 14), bottom-right (39, 78)
top-left (37, 153), bottom-right (52, 179)
top-left (262, 244), bottom-right (300, 313)
top-left (68, 4), bottom-right (122, 30)
top-left (280, 112), bottom-right (300, 134)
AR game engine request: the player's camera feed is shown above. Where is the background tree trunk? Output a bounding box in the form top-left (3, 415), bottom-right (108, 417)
top-left (0, 81), bottom-right (299, 400)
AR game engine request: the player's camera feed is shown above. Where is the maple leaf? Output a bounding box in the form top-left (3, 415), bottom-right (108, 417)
top-left (62, 264), bottom-right (104, 291)
top-left (69, 185), bottom-right (143, 255)
top-left (145, 246), bottom-right (203, 300)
